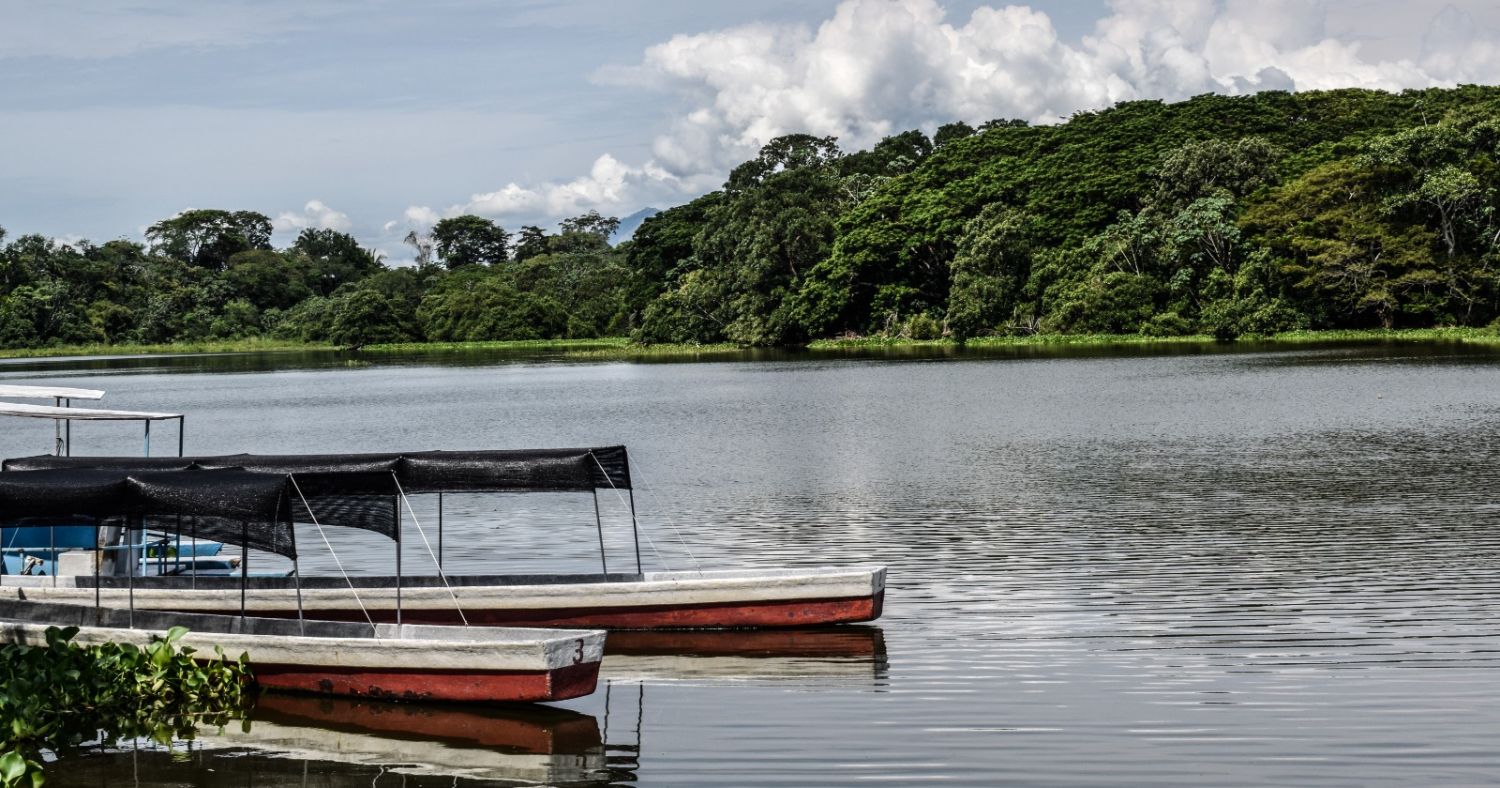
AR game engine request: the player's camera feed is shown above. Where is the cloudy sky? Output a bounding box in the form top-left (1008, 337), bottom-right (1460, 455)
top-left (3, 0), bottom-right (1500, 262)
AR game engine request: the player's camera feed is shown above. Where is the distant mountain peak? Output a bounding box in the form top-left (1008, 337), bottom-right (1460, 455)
top-left (610, 207), bottom-right (660, 245)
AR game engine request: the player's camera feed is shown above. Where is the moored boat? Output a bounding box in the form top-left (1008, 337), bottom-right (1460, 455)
top-left (4, 565), bottom-right (885, 629)
top-left (0, 463), bottom-right (608, 702)
top-left (3, 448), bottom-right (888, 630)
top-left (0, 595), bottom-right (605, 703)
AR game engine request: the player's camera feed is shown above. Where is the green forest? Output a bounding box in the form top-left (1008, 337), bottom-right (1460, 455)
top-left (5, 85), bottom-right (1500, 350)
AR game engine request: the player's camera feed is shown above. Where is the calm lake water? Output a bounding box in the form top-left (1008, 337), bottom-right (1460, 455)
top-left (4, 340), bottom-right (1500, 786)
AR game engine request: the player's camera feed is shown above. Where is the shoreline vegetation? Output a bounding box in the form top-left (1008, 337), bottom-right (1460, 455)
top-left (0, 626), bottom-right (250, 785)
top-left (2, 328), bottom-right (1496, 363)
top-left (6, 87), bottom-right (1500, 353)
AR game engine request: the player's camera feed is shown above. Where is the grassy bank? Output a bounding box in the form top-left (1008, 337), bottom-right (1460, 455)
top-left (2, 328), bottom-right (1497, 363)
top-left (0, 337), bottom-right (329, 360)
top-left (1254, 327), bottom-right (1500, 344)
top-left (809, 333), bottom-right (1218, 349)
top-left (810, 326), bottom-right (1500, 350)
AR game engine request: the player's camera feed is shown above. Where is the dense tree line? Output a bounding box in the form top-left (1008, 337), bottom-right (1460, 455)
top-left (632, 85), bottom-right (1500, 343)
top-left (5, 85), bottom-right (1500, 350)
top-left (0, 208), bottom-right (628, 349)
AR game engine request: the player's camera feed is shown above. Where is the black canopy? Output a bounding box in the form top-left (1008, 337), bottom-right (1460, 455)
top-left (3, 447), bottom-right (631, 492)
top-left (2, 447), bottom-right (632, 542)
top-left (0, 468), bottom-right (297, 558)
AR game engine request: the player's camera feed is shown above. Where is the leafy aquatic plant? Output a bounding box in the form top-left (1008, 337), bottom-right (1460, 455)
top-left (0, 626), bottom-right (251, 786)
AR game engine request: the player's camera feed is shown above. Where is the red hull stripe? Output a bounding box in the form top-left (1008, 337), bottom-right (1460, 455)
top-left (252, 661), bottom-right (600, 703)
top-left (233, 590), bottom-right (884, 630)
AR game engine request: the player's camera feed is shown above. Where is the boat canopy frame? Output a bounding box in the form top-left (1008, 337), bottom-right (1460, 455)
top-left (1, 446), bottom-right (645, 626)
top-left (0, 402), bottom-right (184, 458)
top-left (0, 466), bottom-right (302, 628)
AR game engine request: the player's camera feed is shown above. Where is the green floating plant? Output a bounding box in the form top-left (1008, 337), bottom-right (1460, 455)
top-left (0, 626), bottom-right (252, 786)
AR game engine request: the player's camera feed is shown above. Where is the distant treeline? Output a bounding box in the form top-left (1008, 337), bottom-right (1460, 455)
top-left (5, 85), bottom-right (1500, 349)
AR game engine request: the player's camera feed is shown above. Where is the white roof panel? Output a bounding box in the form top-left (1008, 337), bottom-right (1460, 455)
top-left (0, 384), bottom-right (106, 401)
top-left (0, 402), bottom-right (181, 421)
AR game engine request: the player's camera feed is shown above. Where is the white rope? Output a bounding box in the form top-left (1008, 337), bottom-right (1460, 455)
top-left (288, 474), bottom-right (377, 633)
top-left (633, 466), bottom-right (704, 575)
top-left (391, 473), bottom-right (470, 627)
top-left (636, 508), bottom-right (668, 571)
top-left (590, 454), bottom-right (687, 574)
top-left (589, 454), bottom-right (662, 569)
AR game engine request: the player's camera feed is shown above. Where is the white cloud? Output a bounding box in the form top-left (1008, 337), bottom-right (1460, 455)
top-left (394, 0), bottom-right (1500, 234)
top-left (272, 200), bottom-right (352, 233)
top-left (600, 0), bottom-right (1500, 179)
top-left (401, 206), bottom-right (441, 228)
top-left (398, 153), bottom-right (711, 230)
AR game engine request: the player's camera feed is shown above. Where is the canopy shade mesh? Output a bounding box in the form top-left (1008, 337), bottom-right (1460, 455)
top-left (0, 468), bottom-right (296, 558)
top-left (2, 447), bottom-right (631, 542)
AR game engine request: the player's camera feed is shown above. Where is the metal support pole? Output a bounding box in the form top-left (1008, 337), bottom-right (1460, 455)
top-left (240, 522), bottom-right (248, 624)
top-left (190, 518), bottom-right (197, 591)
top-left (53, 398), bottom-right (61, 456)
top-left (93, 523), bottom-right (101, 622)
top-left (291, 514), bottom-right (304, 636)
top-left (63, 399), bottom-right (71, 457)
top-left (144, 420), bottom-right (151, 457)
top-left (293, 558), bottom-right (304, 635)
top-left (593, 490), bottom-right (608, 577)
top-left (177, 417), bottom-right (184, 457)
top-left (49, 525), bottom-right (56, 587)
top-left (437, 492), bottom-right (444, 570)
top-left (394, 497), bottom-right (402, 627)
top-left (127, 519), bottom-right (136, 629)
top-left (628, 488), bottom-right (642, 575)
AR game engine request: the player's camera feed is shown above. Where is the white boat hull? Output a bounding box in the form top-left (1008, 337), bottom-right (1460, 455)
top-left (3, 566), bottom-right (886, 630)
top-left (0, 596), bottom-right (605, 703)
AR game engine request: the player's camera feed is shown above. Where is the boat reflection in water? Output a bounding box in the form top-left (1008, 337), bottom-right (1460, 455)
top-left (602, 625), bottom-right (889, 685)
top-left (55, 697), bottom-right (613, 787)
top-left (210, 695), bottom-right (610, 784)
top-left (44, 627), bottom-right (886, 787)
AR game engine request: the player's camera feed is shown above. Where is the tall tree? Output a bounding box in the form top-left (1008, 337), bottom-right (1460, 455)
top-left (403, 230), bottom-right (434, 267)
top-left (224, 250), bottom-right (313, 310)
top-left (558, 211), bottom-right (620, 243)
top-left (1242, 159), bottom-right (1438, 328)
top-left (144, 210), bottom-right (272, 271)
top-left (1364, 124), bottom-right (1493, 259)
top-left (945, 206), bottom-right (1034, 341)
top-left (291, 228), bottom-right (383, 295)
top-left (726, 134), bottom-right (841, 193)
top-left (644, 136), bottom-right (846, 345)
top-left (431, 215), bottom-right (510, 268)
top-left (625, 194), bottom-right (723, 326)
top-left (933, 121), bottom-right (976, 148)
top-left (551, 211), bottom-right (620, 254)
top-left (512, 225), bottom-right (550, 262)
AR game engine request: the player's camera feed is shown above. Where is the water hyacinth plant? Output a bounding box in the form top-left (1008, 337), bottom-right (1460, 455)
top-left (0, 626), bottom-right (252, 786)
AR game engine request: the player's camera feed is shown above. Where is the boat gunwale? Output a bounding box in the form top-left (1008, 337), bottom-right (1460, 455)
top-left (3, 565), bottom-right (887, 591)
top-left (0, 596), bottom-right (605, 651)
